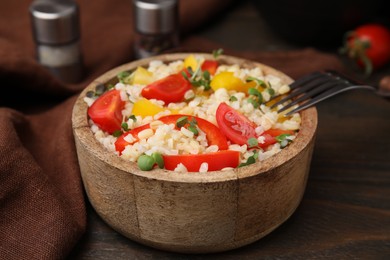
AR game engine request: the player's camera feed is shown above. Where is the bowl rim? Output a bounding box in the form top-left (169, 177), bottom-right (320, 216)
top-left (72, 52), bottom-right (318, 184)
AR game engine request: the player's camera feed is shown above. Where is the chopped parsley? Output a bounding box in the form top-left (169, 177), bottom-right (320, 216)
top-left (212, 48), bottom-right (224, 59)
top-left (182, 67), bottom-right (212, 91)
top-left (247, 137), bottom-right (259, 148)
top-left (276, 134), bottom-right (293, 148)
top-left (229, 96), bottom-right (238, 102)
top-left (239, 150), bottom-right (259, 167)
top-left (176, 116), bottom-right (199, 135)
top-left (117, 71), bottom-right (132, 84)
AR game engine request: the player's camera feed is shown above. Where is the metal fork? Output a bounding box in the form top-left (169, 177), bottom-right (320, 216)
top-left (270, 70), bottom-right (390, 116)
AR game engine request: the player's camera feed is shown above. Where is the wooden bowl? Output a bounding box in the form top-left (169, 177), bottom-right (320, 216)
top-left (72, 53), bottom-right (317, 253)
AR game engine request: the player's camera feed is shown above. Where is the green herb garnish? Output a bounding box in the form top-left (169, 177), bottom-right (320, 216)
top-left (247, 97), bottom-right (260, 108)
top-left (212, 48), bottom-right (224, 59)
top-left (229, 96), bottom-right (238, 102)
top-left (128, 115), bottom-right (137, 122)
top-left (112, 130), bottom-right (122, 137)
top-left (239, 150), bottom-right (259, 167)
top-left (248, 88), bottom-right (264, 107)
top-left (247, 137), bottom-right (259, 148)
top-left (176, 116), bottom-right (199, 135)
top-left (267, 87), bottom-right (275, 97)
top-left (176, 116), bottom-right (189, 128)
top-left (117, 71), bottom-right (132, 84)
top-left (183, 67), bottom-right (212, 91)
top-left (275, 134), bottom-right (293, 148)
top-left (188, 125), bottom-right (199, 136)
top-left (246, 76), bottom-right (276, 99)
top-left (246, 76), bottom-right (268, 88)
top-left (121, 122), bottom-right (129, 131)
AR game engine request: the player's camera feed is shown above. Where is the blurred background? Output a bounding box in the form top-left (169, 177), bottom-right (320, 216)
top-left (193, 0), bottom-right (390, 51)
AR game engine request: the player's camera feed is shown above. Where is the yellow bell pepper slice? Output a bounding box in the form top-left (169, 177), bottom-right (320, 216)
top-left (132, 98), bottom-right (164, 117)
top-left (132, 66), bottom-right (153, 85)
top-left (184, 54), bottom-right (198, 71)
top-left (210, 71), bottom-right (246, 92)
top-left (132, 98), bottom-right (179, 117)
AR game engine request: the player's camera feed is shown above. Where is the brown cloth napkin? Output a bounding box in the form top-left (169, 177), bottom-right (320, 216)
top-left (0, 0), bottom-right (344, 259)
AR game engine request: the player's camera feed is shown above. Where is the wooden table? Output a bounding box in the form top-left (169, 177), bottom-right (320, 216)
top-left (70, 1), bottom-right (390, 259)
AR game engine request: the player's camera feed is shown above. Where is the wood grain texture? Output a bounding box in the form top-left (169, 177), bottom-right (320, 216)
top-left (72, 53), bottom-right (317, 253)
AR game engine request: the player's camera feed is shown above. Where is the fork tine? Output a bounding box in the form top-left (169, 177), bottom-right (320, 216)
top-left (277, 80), bottom-right (340, 113)
top-left (270, 72), bottom-right (330, 109)
top-left (289, 71), bottom-right (324, 89)
top-left (283, 86), bottom-right (343, 116)
top-left (284, 83), bottom-right (375, 116)
top-left (278, 70), bottom-right (378, 116)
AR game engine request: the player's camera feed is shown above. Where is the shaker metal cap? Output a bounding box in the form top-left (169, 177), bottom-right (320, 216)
top-left (133, 0), bottom-right (178, 34)
top-left (30, 0), bottom-right (80, 44)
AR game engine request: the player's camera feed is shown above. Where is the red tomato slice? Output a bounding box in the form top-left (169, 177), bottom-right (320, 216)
top-left (201, 60), bottom-right (218, 75)
top-left (159, 115), bottom-right (229, 150)
top-left (114, 124), bottom-right (150, 153)
top-left (216, 102), bottom-right (257, 145)
top-left (87, 89), bottom-right (125, 134)
top-left (115, 114), bottom-right (229, 153)
top-left (141, 74), bottom-right (192, 104)
top-left (163, 150), bottom-right (240, 172)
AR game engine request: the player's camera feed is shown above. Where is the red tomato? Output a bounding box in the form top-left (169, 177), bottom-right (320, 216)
top-left (141, 74), bottom-right (192, 104)
top-left (163, 150), bottom-right (240, 172)
top-left (258, 129), bottom-right (295, 149)
top-left (87, 89), bottom-right (125, 134)
top-left (216, 102), bottom-right (257, 145)
top-left (115, 114), bottom-right (229, 153)
top-left (343, 23), bottom-right (390, 74)
top-left (201, 60), bottom-right (218, 75)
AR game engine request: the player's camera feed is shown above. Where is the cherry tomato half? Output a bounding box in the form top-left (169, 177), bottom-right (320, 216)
top-left (141, 73), bottom-right (192, 104)
top-left (216, 102), bottom-right (257, 145)
top-left (163, 150), bottom-right (240, 172)
top-left (201, 60), bottom-right (219, 75)
top-left (115, 114), bottom-right (229, 153)
top-left (87, 89), bottom-right (125, 134)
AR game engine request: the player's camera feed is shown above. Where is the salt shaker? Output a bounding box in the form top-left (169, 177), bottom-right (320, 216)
top-left (133, 0), bottom-right (179, 59)
top-left (29, 0), bottom-right (83, 84)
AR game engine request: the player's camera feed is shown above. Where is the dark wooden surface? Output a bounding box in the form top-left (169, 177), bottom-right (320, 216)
top-left (69, 1), bottom-right (390, 259)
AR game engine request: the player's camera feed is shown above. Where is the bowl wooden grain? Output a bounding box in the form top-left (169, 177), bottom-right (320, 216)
top-left (72, 53), bottom-right (317, 253)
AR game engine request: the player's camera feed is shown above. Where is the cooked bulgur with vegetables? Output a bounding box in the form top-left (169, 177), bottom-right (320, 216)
top-left (84, 51), bottom-right (301, 172)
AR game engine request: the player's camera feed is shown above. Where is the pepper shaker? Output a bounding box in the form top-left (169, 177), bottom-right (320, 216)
top-left (30, 0), bottom-right (84, 84)
top-left (133, 0), bottom-right (179, 59)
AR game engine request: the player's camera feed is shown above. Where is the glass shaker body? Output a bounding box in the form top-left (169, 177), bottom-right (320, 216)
top-left (133, 0), bottom-right (179, 59)
top-left (30, 0), bottom-right (84, 83)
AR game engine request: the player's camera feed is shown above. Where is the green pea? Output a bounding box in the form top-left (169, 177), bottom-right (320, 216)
top-left (152, 153), bottom-right (164, 169)
top-left (137, 154), bottom-right (155, 171)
